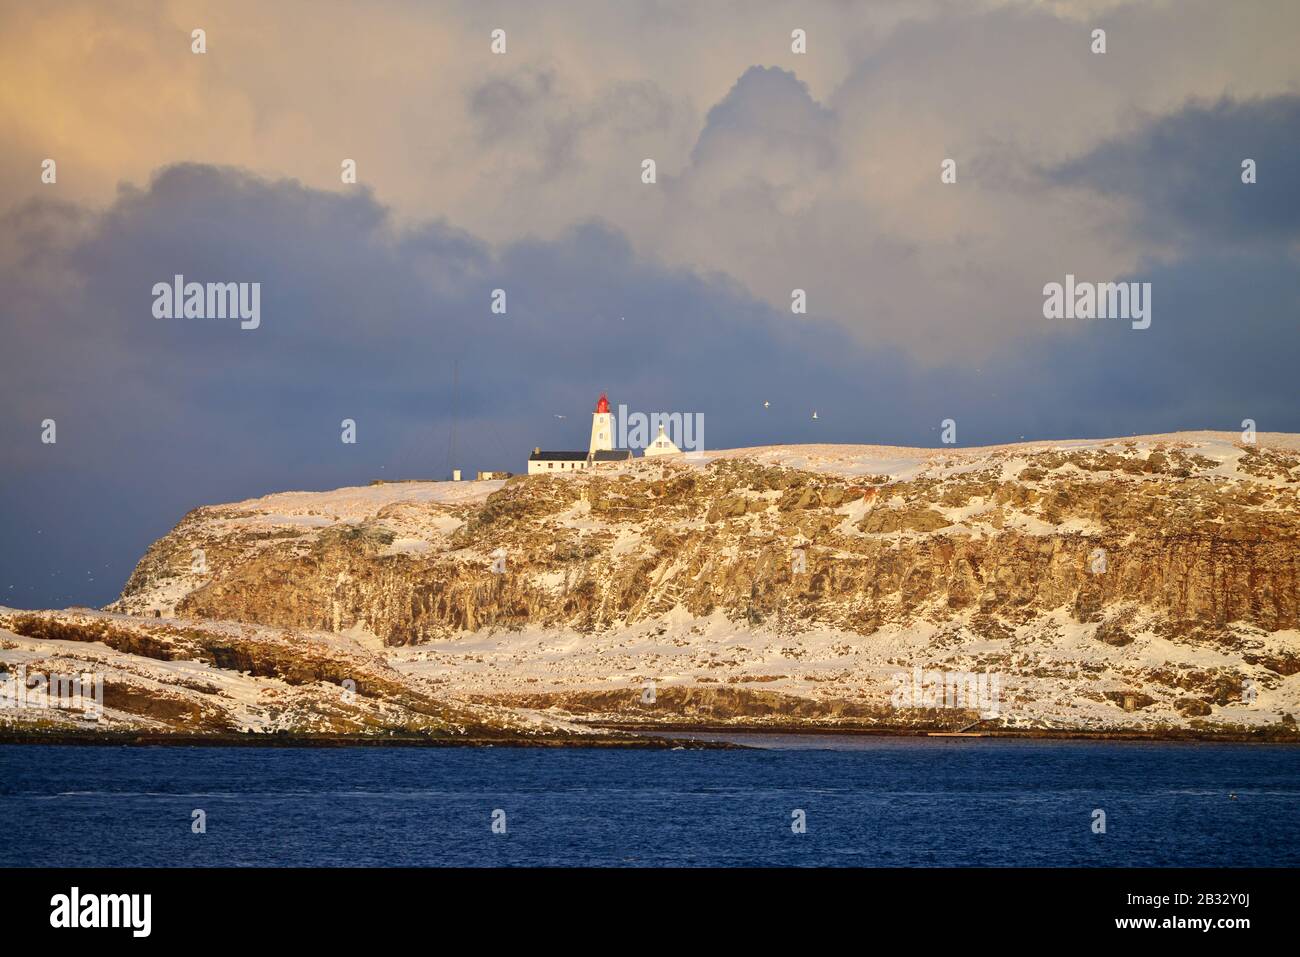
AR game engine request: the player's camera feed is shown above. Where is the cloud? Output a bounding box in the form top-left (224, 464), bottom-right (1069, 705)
top-left (1051, 95), bottom-right (1300, 244)
top-left (688, 66), bottom-right (837, 203)
top-left (468, 68), bottom-right (559, 144)
top-left (4, 0), bottom-right (1299, 364)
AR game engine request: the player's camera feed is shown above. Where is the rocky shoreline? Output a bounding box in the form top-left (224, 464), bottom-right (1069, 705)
top-left (0, 729), bottom-right (732, 749)
top-left (594, 722), bottom-right (1300, 744)
top-left (4, 722), bottom-right (1297, 747)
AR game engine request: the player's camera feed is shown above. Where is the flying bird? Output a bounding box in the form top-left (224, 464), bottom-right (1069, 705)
top-left (812, 410), bottom-right (819, 420)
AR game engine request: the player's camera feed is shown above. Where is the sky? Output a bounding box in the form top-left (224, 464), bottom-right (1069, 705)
top-left (1, 0), bottom-right (1298, 608)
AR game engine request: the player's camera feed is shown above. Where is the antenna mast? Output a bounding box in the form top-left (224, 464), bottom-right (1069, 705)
top-left (448, 359), bottom-right (459, 478)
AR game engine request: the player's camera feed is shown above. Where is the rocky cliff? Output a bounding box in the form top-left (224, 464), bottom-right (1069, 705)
top-left (7, 432), bottom-right (1298, 738)
top-left (116, 436), bottom-right (1300, 642)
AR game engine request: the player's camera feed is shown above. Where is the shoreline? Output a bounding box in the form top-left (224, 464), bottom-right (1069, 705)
top-left (3, 722), bottom-right (1298, 748)
top-left (0, 730), bottom-right (734, 749)
top-left (598, 721), bottom-right (1300, 743)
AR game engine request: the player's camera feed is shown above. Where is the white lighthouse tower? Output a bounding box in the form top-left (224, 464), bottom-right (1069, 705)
top-left (589, 392), bottom-right (613, 456)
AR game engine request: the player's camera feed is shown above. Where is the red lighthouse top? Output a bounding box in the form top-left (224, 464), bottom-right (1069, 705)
top-left (595, 392), bottom-right (610, 414)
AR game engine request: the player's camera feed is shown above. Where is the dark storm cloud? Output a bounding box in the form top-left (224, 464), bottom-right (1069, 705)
top-left (1051, 96), bottom-right (1300, 244)
top-left (1016, 249), bottom-right (1300, 438)
top-left (1, 162), bottom-right (1297, 608)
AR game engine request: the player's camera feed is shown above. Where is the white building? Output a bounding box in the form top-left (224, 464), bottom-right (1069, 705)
top-left (643, 423), bottom-right (682, 457)
top-left (589, 392), bottom-right (613, 454)
top-left (527, 392), bottom-right (632, 475)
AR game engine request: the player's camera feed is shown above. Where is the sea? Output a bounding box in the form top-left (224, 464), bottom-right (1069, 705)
top-left (2, 736), bottom-right (1297, 867)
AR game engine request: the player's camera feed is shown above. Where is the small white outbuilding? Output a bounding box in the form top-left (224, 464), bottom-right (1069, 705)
top-left (643, 424), bottom-right (682, 457)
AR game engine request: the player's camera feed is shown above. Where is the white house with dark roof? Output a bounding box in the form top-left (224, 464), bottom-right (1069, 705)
top-left (527, 392), bottom-right (633, 475)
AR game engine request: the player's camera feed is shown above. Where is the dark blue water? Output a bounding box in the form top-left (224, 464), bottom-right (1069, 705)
top-left (2, 737), bottom-right (1297, 866)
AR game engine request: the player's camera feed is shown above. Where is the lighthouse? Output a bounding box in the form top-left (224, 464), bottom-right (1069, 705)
top-left (589, 392), bottom-right (613, 456)
top-left (527, 392), bottom-right (632, 474)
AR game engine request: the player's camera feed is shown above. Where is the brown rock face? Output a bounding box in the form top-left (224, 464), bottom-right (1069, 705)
top-left (1176, 697), bottom-right (1214, 717)
top-left (112, 438), bottom-right (1300, 650)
